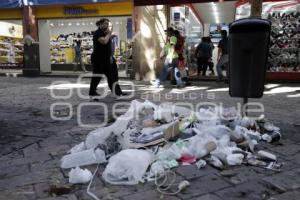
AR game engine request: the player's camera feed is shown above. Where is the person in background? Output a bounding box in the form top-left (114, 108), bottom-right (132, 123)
top-left (74, 40), bottom-right (87, 72)
top-left (206, 36), bottom-right (215, 76)
top-left (216, 30), bottom-right (229, 82)
top-left (195, 37), bottom-right (211, 76)
top-left (89, 18), bottom-right (127, 100)
top-left (151, 27), bottom-right (184, 88)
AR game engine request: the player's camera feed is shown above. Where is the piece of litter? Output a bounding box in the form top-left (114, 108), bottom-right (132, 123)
top-left (196, 159), bottom-right (207, 169)
top-left (262, 134), bottom-right (272, 143)
top-left (208, 156), bottom-right (224, 169)
top-left (61, 148), bottom-right (106, 169)
top-left (69, 167), bottom-right (93, 184)
top-left (258, 150), bottom-right (277, 161)
top-left (226, 154), bottom-right (244, 166)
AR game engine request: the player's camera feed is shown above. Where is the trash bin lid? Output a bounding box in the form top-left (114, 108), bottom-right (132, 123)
top-left (230, 18), bottom-right (271, 33)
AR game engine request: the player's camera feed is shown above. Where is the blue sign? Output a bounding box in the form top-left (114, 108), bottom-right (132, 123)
top-left (0, 0), bottom-right (124, 8)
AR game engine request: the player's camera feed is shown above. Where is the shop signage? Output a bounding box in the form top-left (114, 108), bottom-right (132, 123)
top-left (64, 7), bottom-right (98, 15)
top-left (174, 12), bottom-right (180, 21)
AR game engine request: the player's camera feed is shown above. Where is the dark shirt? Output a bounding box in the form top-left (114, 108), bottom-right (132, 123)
top-left (92, 28), bottom-right (112, 63)
top-left (218, 36), bottom-right (229, 55)
top-left (196, 42), bottom-right (211, 58)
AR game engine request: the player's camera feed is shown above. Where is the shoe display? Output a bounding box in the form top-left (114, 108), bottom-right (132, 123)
top-left (268, 11), bottom-right (300, 72)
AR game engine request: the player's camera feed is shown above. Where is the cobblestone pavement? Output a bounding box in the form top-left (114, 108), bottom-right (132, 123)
top-left (0, 76), bottom-right (300, 200)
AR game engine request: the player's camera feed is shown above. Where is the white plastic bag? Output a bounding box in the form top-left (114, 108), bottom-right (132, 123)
top-left (69, 167), bottom-right (92, 184)
top-left (102, 149), bottom-right (153, 185)
top-left (61, 148), bottom-right (106, 169)
top-left (226, 154), bottom-right (244, 166)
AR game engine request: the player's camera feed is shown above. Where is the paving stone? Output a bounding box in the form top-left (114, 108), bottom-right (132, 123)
top-left (267, 190), bottom-right (300, 200)
top-left (0, 169), bottom-right (64, 190)
top-left (37, 194), bottom-right (77, 200)
top-left (23, 143), bottom-right (40, 157)
top-left (215, 180), bottom-right (278, 200)
top-left (34, 183), bottom-right (52, 199)
top-left (0, 164), bottom-right (29, 179)
top-left (262, 170), bottom-right (300, 192)
top-left (0, 152), bottom-right (52, 169)
top-left (270, 144), bottom-right (300, 157)
top-left (0, 185), bottom-right (35, 200)
top-left (30, 159), bottom-right (61, 172)
top-left (176, 165), bottom-right (219, 180)
top-left (121, 189), bottom-right (181, 200)
top-left (191, 193), bottom-right (223, 200)
top-left (218, 166), bottom-right (263, 185)
top-left (173, 175), bottom-right (231, 199)
top-left (290, 152), bottom-right (300, 165)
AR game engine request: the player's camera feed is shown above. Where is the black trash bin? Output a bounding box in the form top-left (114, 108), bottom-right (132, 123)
top-left (23, 43), bottom-right (40, 77)
top-left (229, 18), bottom-right (271, 98)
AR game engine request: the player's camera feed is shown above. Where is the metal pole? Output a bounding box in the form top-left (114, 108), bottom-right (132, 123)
top-left (243, 97), bottom-right (248, 117)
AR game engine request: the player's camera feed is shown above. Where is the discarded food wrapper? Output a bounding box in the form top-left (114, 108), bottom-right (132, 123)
top-left (196, 159), bottom-right (207, 169)
top-left (69, 167), bottom-right (92, 184)
top-left (179, 154), bottom-right (197, 165)
top-left (208, 155), bottom-right (224, 169)
top-left (61, 148), bottom-right (106, 169)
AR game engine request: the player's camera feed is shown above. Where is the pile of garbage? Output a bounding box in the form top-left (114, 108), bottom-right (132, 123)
top-left (61, 100), bottom-right (282, 196)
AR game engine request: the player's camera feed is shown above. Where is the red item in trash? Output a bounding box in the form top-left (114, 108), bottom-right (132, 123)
top-left (179, 154), bottom-right (196, 165)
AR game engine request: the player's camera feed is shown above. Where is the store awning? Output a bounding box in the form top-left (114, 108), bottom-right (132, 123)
top-left (0, 0), bottom-right (126, 8)
top-left (0, 0), bottom-right (21, 8)
top-left (134, 0), bottom-right (236, 6)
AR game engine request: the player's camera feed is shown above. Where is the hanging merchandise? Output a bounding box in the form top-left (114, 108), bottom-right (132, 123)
top-left (267, 12), bottom-right (300, 72)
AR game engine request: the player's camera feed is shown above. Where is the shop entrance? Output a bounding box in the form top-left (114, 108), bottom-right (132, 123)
top-left (0, 20), bottom-right (23, 74)
top-left (39, 16), bottom-right (132, 77)
top-left (134, 0), bottom-right (299, 81)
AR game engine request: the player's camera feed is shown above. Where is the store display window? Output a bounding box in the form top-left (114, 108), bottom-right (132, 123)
top-left (0, 21), bottom-right (23, 68)
top-left (48, 17), bottom-right (131, 71)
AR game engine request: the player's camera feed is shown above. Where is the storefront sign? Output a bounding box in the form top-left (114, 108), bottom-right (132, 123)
top-left (64, 7), bottom-right (98, 15)
top-left (174, 12), bottom-right (180, 21)
top-left (0, 22), bottom-right (23, 38)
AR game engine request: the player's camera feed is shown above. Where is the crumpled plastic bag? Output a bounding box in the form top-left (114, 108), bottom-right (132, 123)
top-left (68, 142), bottom-right (86, 154)
top-left (69, 167), bottom-right (92, 184)
top-left (102, 149), bottom-right (153, 185)
top-left (85, 100), bottom-right (144, 149)
top-left (226, 154), bottom-right (244, 165)
top-left (156, 139), bottom-right (190, 161)
top-left (187, 132), bottom-right (217, 159)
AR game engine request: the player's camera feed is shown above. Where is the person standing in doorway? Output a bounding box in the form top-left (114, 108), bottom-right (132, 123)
top-left (89, 18), bottom-right (127, 100)
top-left (216, 30), bottom-right (229, 82)
top-left (195, 37), bottom-right (211, 76)
top-left (74, 40), bottom-right (87, 72)
top-left (206, 37), bottom-right (215, 76)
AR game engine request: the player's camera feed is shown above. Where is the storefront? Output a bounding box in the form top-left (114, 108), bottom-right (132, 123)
top-left (0, 20), bottom-right (24, 69)
top-left (236, 0), bottom-right (300, 81)
top-left (0, 0), bottom-right (133, 76)
top-left (133, 0), bottom-right (299, 81)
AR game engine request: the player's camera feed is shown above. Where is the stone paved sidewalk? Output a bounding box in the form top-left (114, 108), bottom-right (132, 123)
top-left (0, 76), bottom-right (299, 200)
